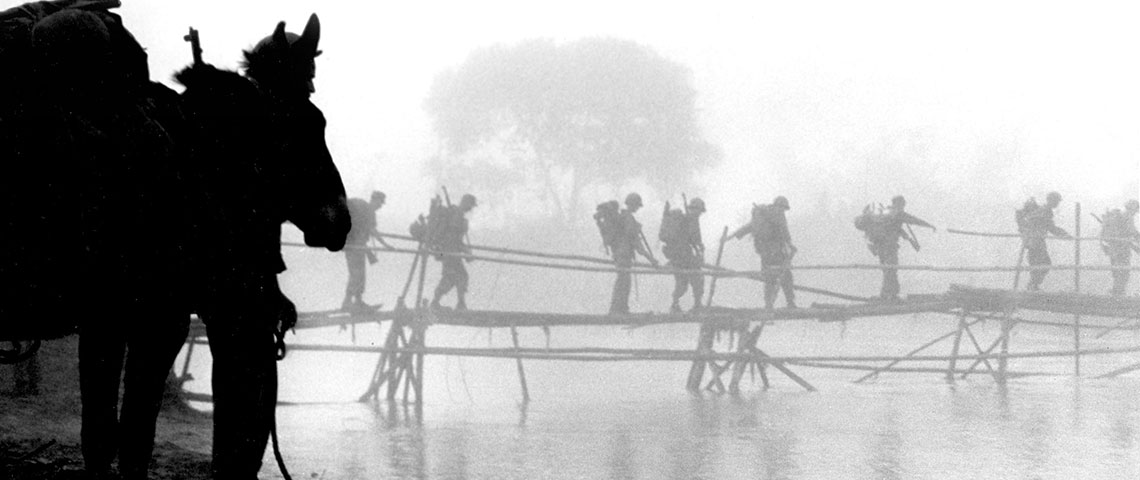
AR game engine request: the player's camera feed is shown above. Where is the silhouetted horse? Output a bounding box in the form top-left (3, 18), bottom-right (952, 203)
top-left (1, 4), bottom-right (348, 479)
top-left (174, 13), bottom-right (349, 479)
top-left (1, 3), bottom-right (191, 479)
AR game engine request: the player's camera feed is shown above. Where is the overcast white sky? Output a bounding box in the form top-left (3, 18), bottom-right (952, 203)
top-left (16, 0), bottom-right (1137, 230)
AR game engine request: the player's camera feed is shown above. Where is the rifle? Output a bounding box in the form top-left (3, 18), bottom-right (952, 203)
top-left (183, 27), bottom-right (203, 66)
top-left (440, 186), bottom-right (452, 207)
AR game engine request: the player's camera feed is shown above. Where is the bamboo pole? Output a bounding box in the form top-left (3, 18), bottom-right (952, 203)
top-left (751, 348), bottom-right (816, 392)
top-left (947, 314), bottom-right (965, 381)
top-left (292, 241), bottom-right (1140, 277)
top-left (959, 333), bottom-right (1003, 380)
top-left (510, 325), bottom-right (530, 403)
top-left (946, 228), bottom-right (1134, 243)
top-left (961, 321), bottom-right (998, 381)
top-left (257, 342), bottom-right (1140, 366)
top-left (793, 362), bottom-right (1055, 377)
top-left (1073, 202), bottom-right (1082, 377)
top-left (854, 317), bottom-right (985, 383)
top-left (729, 326), bottom-right (762, 393)
top-left (1095, 361), bottom-right (1140, 379)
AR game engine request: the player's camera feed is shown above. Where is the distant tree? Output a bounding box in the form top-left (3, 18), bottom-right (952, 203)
top-left (424, 37), bottom-right (721, 223)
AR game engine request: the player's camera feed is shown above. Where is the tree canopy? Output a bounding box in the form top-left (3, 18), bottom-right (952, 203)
top-left (424, 37), bottom-right (721, 223)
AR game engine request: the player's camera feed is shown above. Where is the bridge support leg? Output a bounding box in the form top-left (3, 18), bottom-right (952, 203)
top-left (947, 314), bottom-right (966, 382)
top-left (686, 323), bottom-right (716, 391)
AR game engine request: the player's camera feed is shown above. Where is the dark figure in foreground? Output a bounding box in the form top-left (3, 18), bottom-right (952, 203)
top-left (0, 4), bottom-right (191, 479)
top-left (431, 194), bottom-right (477, 310)
top-left (660, 198), bottom-right (706, 313)
top-left (343, 191), bottom-right (393, 310)
top-left (176, 14), bottom-right (350, 479)
top-left (1016, 192), bottom-right (1070, 291)
top-left (856, 195), bottom-right (935, 300)
top-left (609, 193), bottom-right (658, 314)
top-left (733, 196), bottom-right (797, 309)
top-left (1099, 199), bottom-right (1140, 296)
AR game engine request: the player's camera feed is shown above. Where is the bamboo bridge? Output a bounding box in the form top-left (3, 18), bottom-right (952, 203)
top-left (176, 205), bottom-right (1140, 404)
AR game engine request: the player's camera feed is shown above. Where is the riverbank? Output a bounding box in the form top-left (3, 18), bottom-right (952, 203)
top-left (0, 336), bottom-right (211, 480)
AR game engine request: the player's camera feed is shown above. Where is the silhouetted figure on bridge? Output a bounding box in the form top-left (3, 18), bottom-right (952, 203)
top-left (661, 197), bottom-right (706, 313)
top-left (856, 195), bottom-right (935, 300)
top-left (430, 193), bottom-right (476, 310)
top-left (607, 193), bottom-right (658, 314)
top-left (343, 191), bottom-right (393, 310)
top-left (733, 196), bottom-right (797, 309)
top-left (1016, 191), bottom-right (1070, 291)
top-left (1099, 199), bottom-right (1140, 296)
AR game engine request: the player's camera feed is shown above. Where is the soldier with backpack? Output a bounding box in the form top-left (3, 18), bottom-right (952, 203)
top-left (604, 193), bottom-right (658, 314)
top-left (342, 191), bottom-right (393, 311)
top-left (430, 193), bottom-right (477, 310)
top-left (855, 195), bottom-right (935, 300)
top-left (661, 197), bottom-right (706, 313)
top-left (1099, 199), bottom-right (1140, 296)
top-left (1016, 191), bottom-right (1070, 291)
top-left (732, 196), bottom-right (797, 309)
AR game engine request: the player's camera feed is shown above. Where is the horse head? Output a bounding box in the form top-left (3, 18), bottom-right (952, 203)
top-left (242, 13), bottom-right (349, 252)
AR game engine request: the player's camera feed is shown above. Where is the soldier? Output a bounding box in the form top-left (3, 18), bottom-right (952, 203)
top-left (662, 198), bottom-right (706, 313)
top-left (858, 195), bottom-right (935, 300)
top-left (1100, 199), bottom-right (1140, 296)
top-left (732, 196), bottom-right (797, 309)
top-left (342, 191), bottom-right (393, 310)
top-left (609, 193), bottom-right (658, 314)
top-left (430, 193), bottom-right (476, 310)
top-left (1016, 191), bottom-right (1070, 291)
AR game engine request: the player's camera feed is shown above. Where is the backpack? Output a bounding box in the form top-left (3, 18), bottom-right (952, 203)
top-left (1015, 198), bottom-right (1040, 233)
top-left (854, 204), bottom-right (891, 244)
top-left (1100, 208), bottom-right (1128, 252)
top-left (751, 203), bottom-right (782, 241)
top-left (594, 200), bottom-right (622, 255)
top-left (658, 201), bottom-right (686, 245)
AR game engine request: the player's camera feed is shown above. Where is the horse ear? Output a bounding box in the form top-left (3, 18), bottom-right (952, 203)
top-left (271, 21), bottom-right (289, 50)
top-left (296, 13), bottom-right (320, 56)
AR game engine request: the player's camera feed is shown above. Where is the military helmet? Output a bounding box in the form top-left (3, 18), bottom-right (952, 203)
top-left (625, 193), bottom-right (643, 208)
top-left (773, 195), bottom-right (790, 210)
top-left (688, 197), bottom-right (706, 213)
top-left (1126, 199), bottom-right (1139, 212)
top-left (1046, 191), bottom-right (1062, 205)
top-left (460, 193), bottom-right (477, 208)
top-left (891, 195), bottom-right (906, 208)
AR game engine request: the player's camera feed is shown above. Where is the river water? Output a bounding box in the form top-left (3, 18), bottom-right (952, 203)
top-left (180, 312), bottom-right (1140, 480)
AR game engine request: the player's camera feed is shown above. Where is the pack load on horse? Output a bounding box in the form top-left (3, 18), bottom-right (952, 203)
top-left (594, 199), bottom-right (622, 256)
top-left (0, 0), bottom-right (171, 362)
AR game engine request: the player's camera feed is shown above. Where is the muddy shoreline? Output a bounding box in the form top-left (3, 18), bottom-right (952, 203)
top-left (1, 337), bottom-right (212, 480)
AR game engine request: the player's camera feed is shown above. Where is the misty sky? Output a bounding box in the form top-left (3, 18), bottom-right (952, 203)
top-left (27, 0), bottom-right (1138, 232)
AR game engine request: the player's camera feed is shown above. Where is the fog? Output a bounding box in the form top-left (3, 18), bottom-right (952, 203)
top-left (99, 0), bottom-right (1140, 306)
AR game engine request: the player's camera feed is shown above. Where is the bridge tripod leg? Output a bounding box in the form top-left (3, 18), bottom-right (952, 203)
top-left (685, 322), bottom-right (717, 391)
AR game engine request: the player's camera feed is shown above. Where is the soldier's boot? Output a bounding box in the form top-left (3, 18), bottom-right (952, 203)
top-left (670, 300), bottom-right (682, 314)
top-left (455, 291), bottom-right (468, 311)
